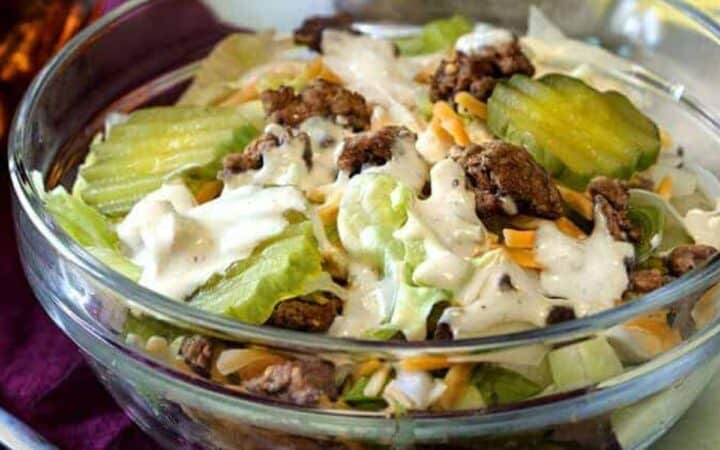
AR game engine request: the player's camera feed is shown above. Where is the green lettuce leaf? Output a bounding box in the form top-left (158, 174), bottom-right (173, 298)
top-left (548, 336), bottom-right (624, 390)
top-left (341, 376), bottom-right (388, 411)
top-left (190, 222), bottom-right (341, 324)
top-left (179, 31), bottom-right (291, 107)
top-left (473, 366), bottom-right (542, 406)
top-left (337, 174), bottom-right (448, 339)
top-left (394, 15), bottom-right (473, 56)
top-left (337, 173), bottom-right (413, 268)
top-left (43, 185), bottom-right (140, 280)
top-left (45, 186), bottom-right (118, 249)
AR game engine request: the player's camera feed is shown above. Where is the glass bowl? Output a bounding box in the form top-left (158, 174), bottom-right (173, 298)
top-left (9, 0), bottom-right (720, 448)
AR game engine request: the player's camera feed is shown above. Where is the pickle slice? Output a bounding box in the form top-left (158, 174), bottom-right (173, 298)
top-left (74, 106), bottom-right (260, 217)
top-left (487, 74), bottom-right (660, 189)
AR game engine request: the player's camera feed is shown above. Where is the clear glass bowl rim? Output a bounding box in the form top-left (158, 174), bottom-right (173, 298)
top-left (9, 0), bottom-right (720, 355)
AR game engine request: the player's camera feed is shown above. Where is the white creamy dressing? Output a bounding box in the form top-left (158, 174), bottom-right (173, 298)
top-left (415, 126), bottom-right (452, 164)
top-left (224, 118), bottom-right (347, 192)
top-left (535, 211), bottom-right (634, 314)
top-left (364, 130), bottom-right (429, 193)
top-left (684, 199), bottom-right (720, 248)
top-left (394, 159), bottom-right (485, 291)
top-left (456, 23), bottom-right (515, 55)
top-left (117, 182), bottom-right (306, 299)
top-left (322, 30), bottom-right (423, 132)
top-left (382, 369), bottom-right (446, 410)
top-left (439, 250), bottom-right (561, 338)
top-left (328, 262), bottom-right (391, 338)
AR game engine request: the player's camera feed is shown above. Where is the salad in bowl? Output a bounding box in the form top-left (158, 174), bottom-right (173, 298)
top-left (36, 6), bottom-right (720, 426)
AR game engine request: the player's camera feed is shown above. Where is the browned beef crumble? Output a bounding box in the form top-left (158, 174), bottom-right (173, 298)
top-left (628, 268), bottom-right (672, 293)
top-left (338, 125), bottom-right (414, 176)
top-left (266, 295), bottom-right (343, 333)
top-left (179, 334), bottom-right (215, 378)
top-left (430, 41), bottom-right (535, 104)
top-left (546, 305), bottom-right (577, 325)
top-left (450, 141), bottom-right (564, 219)
top-left (589, 176), bottom-right (639, 242)
top-left (293, 12), bottom-right (356, 53)
top-left (261, 80), bottom-right (371, 131)
top-left (222, 126), bottom-right (311, 174)
top-left (667, 244), bottom-right (718, 276)
top-left (241, 359), bottom-right (338, 406)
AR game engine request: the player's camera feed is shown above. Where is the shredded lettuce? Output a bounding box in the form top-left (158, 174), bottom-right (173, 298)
top-left (341, 376), bottom-right (388, 411)
top-left (190, 222), bottom-right (342, 324)
top-left (548, 336), bottom-right (624, 389)
top-left (337, 174), bottom-right (449, 339)
top-left (473, 366), bottom-right (543, 406)
top-left (179, 32), bottom-right (291, 107)
top-left (394, 15), bottom-right (473, 56)
top-left (43, 185), bottom-right (140, 280)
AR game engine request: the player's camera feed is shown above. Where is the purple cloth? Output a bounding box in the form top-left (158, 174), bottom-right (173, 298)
top-left (0, 4), bottom-right (156, 449)
top-left (0, 170), bottom-right (156, 450)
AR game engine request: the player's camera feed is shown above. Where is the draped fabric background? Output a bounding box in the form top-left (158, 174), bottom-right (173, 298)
top-left (0, 2), bottom-right (155, 448)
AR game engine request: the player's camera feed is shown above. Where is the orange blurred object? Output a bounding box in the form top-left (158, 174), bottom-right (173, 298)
top-left (0, 0), bottom-right (93, 147)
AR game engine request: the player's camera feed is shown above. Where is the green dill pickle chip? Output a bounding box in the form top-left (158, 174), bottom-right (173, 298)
top-left (74, 106), bottom-right (260, 217)
top-left (487, 74), bottom-right (660, 189)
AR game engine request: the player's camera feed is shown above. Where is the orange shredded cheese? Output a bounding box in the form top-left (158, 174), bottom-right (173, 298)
top-left (626, 312), bottom-right (681, 352)
top-left (502, 229), bottom-right (536, 249)
top-left (399, 355), bottom-right (450, 372)
top-left (218, 82), bottom-right (260, 106)
top-left (504, 247), bottom-right (543, 270)
top-left (306, 57), bottom-right (342, 84)
top-left (656, 175), bottom-right (673, 200)
top-left (555, 217), bottom-right (586, 239)
top-left (660, 128), bottom-right (673, 151)
top-left (454, 92), bottom-right (487, 119)
top-left (432, 101), bottom-right (471, 146)
top-left (194, 180), bottom-right (223, 204)
top-left (557, 185), bottom-right (594, 221)
top-left (435, 364), bottom-right (474, 410)
top-left (354, 359), bottom-right (382, 379)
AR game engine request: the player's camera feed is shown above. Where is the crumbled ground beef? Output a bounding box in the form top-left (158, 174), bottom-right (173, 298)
top-left (266, 295), bottom-right (343, 333)
top-left (222, 125), bottom-right (311, 174)
top-left (430, 41), bottom-right (534, 103)
top-left (293, 12), bottom-right (355, 53)
top-left (179, 335), bottom-right (215, 378)
top-left (667, 244), bottom-right (718, 276)
top-left (241, 359), bottom-right (338, 406)
top-left (337, 125), bottom-right (413, 175)
top-left (450, 141), bottom-right (564, 219)
top-left (546, 306), bottom-right (577, 325)
top-left (628, 268), bottom-right (672, 293)
top-left (261, 80), bottom-right (370, 131)
top-left (589, 176), bottom-right (639, 242)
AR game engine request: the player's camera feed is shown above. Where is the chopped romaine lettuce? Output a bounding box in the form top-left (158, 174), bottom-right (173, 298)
top-left (179, 32), bottom-right (291, 107)
top-left (43, 186), bottom-right (140, 280)
top-left (45, 186), bottom-right (118, 249)
top-left (341, 376), bottom-right (389, 411)
top-left (337, 173), bottom-right (413, 267)
top-left (190, 222), bottom-right (341, 324)
top-left (337, 174), bottom-right (449, 339)
top-left (394, 15), bottom-right (473, 56)
top-left (548, 336), bottom-right (624, 389)
top-left (472, 366), bottom-right (543, 406)
top-left (123, 313), bottom-right (184, 342)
